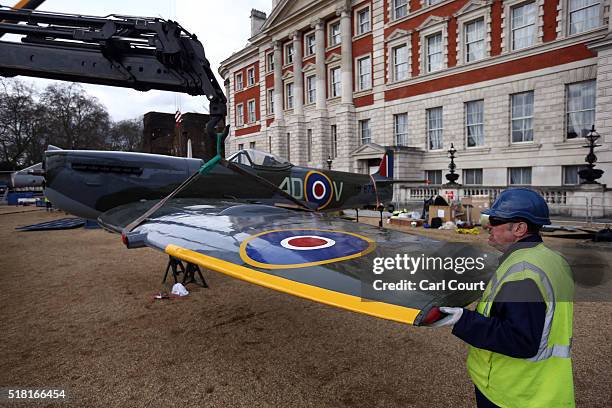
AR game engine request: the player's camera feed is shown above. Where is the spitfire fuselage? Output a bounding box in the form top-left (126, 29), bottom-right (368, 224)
top-left (44, 149), bottom-right (392, 219)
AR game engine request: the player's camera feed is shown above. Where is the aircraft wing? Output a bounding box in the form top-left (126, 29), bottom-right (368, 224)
top-left (99, 199), bottom-right (494, 326)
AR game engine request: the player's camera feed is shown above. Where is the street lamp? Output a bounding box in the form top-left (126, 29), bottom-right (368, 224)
top-left (578, 125), bottom-right (604, 184)
top-left (326, 155), bottom-right (333, 170)
top-left (444, 143), bottom-right (460, 186)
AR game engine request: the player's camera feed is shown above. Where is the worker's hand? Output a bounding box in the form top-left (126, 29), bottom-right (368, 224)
top-left (429, 307), bottom-right (463, 327)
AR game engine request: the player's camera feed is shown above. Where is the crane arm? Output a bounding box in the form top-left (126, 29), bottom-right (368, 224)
top-left (0, 6), bottom-right (227, 120)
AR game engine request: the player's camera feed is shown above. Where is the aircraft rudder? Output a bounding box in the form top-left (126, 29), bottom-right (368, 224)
top-left (374, 150), bottom-right (394, 180)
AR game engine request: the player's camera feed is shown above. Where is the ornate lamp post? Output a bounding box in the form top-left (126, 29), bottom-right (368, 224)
top-left (578, 125), bottom-right (604, 184)
top-left (444, 143), bottom-right (460, 186)
top-left (326, 155), bottom-right (333, 170)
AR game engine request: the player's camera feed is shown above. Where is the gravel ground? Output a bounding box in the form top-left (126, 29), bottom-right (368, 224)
top-left (0, 209), bottom-right (610, 407)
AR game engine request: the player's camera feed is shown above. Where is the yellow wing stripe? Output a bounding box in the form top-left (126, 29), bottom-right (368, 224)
top-left (165, 244), bottom-right (420, 325)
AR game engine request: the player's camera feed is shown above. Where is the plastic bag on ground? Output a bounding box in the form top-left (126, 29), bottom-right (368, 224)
top-left (171, 282), bottom-right (189, 296)
top-left (439, 221), bottom-right (456, 230)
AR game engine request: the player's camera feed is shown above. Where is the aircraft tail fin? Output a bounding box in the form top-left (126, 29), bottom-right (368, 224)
top-left (373, 150), bottom-right (393, 180)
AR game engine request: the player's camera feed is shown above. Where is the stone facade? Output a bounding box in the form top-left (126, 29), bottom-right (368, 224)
top-left (219, 0), bottom-right (612, 215)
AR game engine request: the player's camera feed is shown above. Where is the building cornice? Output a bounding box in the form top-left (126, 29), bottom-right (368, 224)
top-left (250, 0), bottom-right (337, 45)
top-left (218, 45), bottom-right (259, 78)
top-left (587, 32), bottom-right (612, 52)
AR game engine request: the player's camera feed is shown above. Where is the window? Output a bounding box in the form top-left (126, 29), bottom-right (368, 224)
top-left (465, 19), bottom-right (485, 62)
top-left (357, 56), bottom-right (371, 91)
top-left (286, 133), bottom-right (291, 162)
top-left (235, 72), bottom-right (243, 91)
top-left (463, 169), bottom-right (483, 185)
top-left (247, 100), bottom-right (256, 123)
top-left (267, 89), bottom-right (274, 115)
top-left (566, 80), bottom-right (596, 139)
top-left (569, 0), bottom-right (601, 34)
top-left (285, 82), bottom-right (294, 109)
top-left (563, 165), bottom-right (587, 185)
top-left (331, 125), bottom-right (338, 158)
top-left (268, 136), bottom-right (272, 152)
top-left (466, 100), bottom-right (484, 147)
top-left (236, 103), bottom-right (244, 126)
top-left (238, 143), bottom-right (244, 151)
top-left (427, 107), bottom-right (443, 150)
top-left (426, 170), bottom-right (442, 185)
top-left (394, 113), bottom-right (408, 146)
top-left (511, 2), bottom-right (536, 50)
top-left (426, 33), bottom-right (443, 73)
top-left (359, 119), bottom-right (371, 145)
top-left (305, 33), bottom-right (316, 56)
top-left (284, 43), bottom-right (294, 65)
top-left (509, 167), bottom-right (532, 185)
top-left (247, 68), bottom-right (255, 86)
top-left (307, 129), bottom-right (312, 162)
top-left (329, 21), bottom-right (341, 46)
top-left (266, 52), bottom-right (274, 72)
top-left (330, 67), bottom-right (341, 98)
top-left (306, 75), bottom-right (316, 104)
top-left (392, 45), bottom-right (409, 81)
top-left (249, 141), bottom-right (256, 150)
top-left (357, 7), bottom-right (371, 35)
top-left (511, 91), bottom-right (534, 143)
top-left (427, 0), bottom-right (443, 5)
top-left (393, 0), bottom-right (408, 20)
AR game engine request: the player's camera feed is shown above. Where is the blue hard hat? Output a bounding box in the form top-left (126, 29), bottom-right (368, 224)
top-left (482, 188), bottom-right (551, 225)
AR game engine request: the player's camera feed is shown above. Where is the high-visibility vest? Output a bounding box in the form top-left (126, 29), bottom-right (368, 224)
top-left (466, 243), bottom-right (575, 408)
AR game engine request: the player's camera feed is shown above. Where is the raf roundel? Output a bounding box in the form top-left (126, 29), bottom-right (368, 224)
top-left (280, 235), bottom-right (336, 250)
top-left (304, 171), bottom-right (333, 209)
top-left (240, 229), bottom-right (376, 269)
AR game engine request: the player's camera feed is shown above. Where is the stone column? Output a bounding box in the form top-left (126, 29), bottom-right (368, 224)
top-left (334, 105), bottom-right (356, 172)
top-left (313, 19), bottom-right (326, 110)
top-left (269, 40), bottom-right (288, 159)
top-left (338, 5), bottom-right (353, 104)
top-left (292, 31), bottom-right (304, 116)
top-left (273, 40), bottom-right (284, 121)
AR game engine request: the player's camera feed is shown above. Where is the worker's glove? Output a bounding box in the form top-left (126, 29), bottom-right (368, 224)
top-left (429, 307), bottom-right (463, 327)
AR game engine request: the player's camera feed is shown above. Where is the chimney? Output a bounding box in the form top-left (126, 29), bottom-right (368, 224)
top-left (250, 9), bottom-right (267, 37)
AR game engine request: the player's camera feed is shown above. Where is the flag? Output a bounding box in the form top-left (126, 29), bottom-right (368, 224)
top-left (175, 110), bottom-right (183, 128)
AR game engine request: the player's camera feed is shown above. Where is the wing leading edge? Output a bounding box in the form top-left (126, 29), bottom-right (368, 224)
top-left (165, 244), bottom-right (421, 325)
top-left (99, 199), bottom-right (494, 326)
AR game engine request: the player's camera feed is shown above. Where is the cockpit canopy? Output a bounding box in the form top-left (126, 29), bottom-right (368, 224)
top-left (228, 149), bottom-right (292, 169)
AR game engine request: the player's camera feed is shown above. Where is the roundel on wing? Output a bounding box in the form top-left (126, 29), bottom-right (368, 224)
top-left (240, 229), bottom-right (376, 269)
top-left (304, 171), bottom-right (333, 210)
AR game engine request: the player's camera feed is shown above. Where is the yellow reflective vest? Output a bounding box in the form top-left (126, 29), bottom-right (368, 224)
top-left (467, 243), bottom-right (575, 408)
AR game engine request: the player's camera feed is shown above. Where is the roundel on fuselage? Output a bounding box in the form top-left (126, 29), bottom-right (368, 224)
top-left (304, 171), bottom-right (333, 210)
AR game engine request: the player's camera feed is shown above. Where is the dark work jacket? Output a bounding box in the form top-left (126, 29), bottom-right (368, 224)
top-left (451, 235), bottom-right (546, 358)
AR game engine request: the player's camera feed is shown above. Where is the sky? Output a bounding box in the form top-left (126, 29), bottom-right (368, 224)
top-left (5, 0), bottom-right (272, 121)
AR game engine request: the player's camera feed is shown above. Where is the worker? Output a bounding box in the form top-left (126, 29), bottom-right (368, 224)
top-left (431, 188), bottom-right (575, 407)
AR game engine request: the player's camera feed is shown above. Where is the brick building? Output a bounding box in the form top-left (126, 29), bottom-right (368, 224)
top-left (219, 0), bottom-right (612, 216)
top-left (142, 112), bottom-right (216, 159)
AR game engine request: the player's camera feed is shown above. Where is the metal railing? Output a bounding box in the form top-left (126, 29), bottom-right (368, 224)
top-left (396, 185), bottom-right (612, 222)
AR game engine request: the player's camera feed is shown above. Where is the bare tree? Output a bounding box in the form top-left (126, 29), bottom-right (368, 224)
top-left (108, 117), bottom-right (143, 151)
top-left (0, 79), bottom-right (43, 168)
top-left (39, 83), bottom-right (111, 150)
